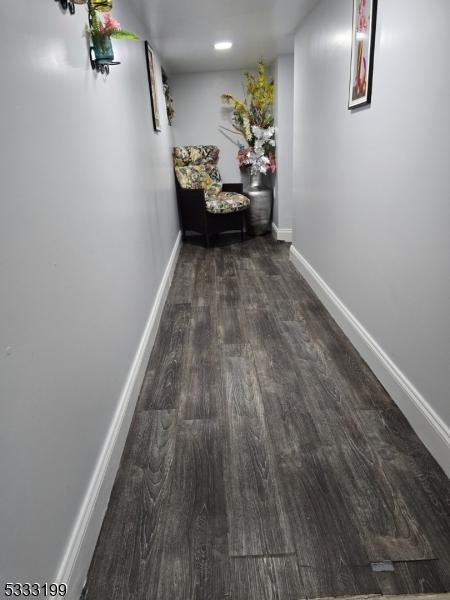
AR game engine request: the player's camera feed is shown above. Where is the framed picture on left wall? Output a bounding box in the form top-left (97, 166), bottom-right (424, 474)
top-left (145, 41), bottom-right (161, 131)
top-left (348, 0), bottom-right (378, 109)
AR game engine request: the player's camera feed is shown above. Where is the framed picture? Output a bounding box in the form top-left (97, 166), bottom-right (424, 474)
top-left (145, 41), bottom-right (161, 132)
top-left (348, 0), bottom-right (378, 109)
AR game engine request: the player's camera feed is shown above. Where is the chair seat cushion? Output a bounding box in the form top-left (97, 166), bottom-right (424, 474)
top-left (206, 192), bottom-right (250, 214)
top-left (175, 165), bottom-right (222, 196)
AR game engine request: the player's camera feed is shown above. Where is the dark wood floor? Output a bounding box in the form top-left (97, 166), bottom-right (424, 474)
top-left (85, 235), bottom-right (450, 600)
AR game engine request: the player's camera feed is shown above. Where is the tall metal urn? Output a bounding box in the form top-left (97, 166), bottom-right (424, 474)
top-left (242, 169), bottom-right (273, 236)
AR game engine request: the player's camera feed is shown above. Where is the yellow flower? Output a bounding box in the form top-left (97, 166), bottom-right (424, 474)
top-left (222, 94), bottom-right (247, 113)
top-left (245, 62), bottom-right (274, 109)
top-left (221, 62), bottom-right (274, 143)
top-left (242, 114), bottom-right (252, 141)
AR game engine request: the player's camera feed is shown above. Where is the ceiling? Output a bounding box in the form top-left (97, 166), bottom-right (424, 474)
top-left (130, 0), bottom-right (320, 73)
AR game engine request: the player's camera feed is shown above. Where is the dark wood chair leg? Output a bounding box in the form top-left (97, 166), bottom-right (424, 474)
top-left (205, 234), bottom-right (210, 248)
top-left (182, 228), bottom-right (186, 242)
top-left (240, 213), bottom-right (245, 241)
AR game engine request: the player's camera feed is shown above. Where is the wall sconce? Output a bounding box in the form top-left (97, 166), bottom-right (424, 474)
top-left (55, 0), bottom-right (138, 75)
top-left (90, 36), bottom-right (120, 74)
top-left (88, 1), bottom-right (120, 74)
top-left (87, 1), bottom-right (138, 75)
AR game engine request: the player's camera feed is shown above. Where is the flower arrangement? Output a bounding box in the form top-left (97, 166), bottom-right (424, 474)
top-left (222, 62), bottom-right (276, 175)
top-left (89, 9), bottom-right (139, 41)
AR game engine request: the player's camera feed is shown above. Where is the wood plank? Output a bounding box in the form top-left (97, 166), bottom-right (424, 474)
top-left (179, 306), bottom-right (223, 419)
top-left (281, 267), bottom-right (393, 412)
top-left (278, 448), bottom-right (380, 598)
top-left (276, 320), bottom-right (367, 449)
top-left (139, 303), bottom-right (190, 410)
top-left (252, 252), bottom-right (280, 276)
top-left (282, 319), bottom-right (377, 413)
top-left (328, 405), bottom-right (450, 584)
top-left (216, 273), bottom-right (240, 304)
top-left (150, 419), bottom-right (229, 600)
top-left (192, 248), bottom-right (216, 307)
top-left (187, 306), bottom-right (218, 359)
top-left (375, 448), bottom-right (450, 589)
top-left (259, 273), bottom-right (305, 321)
top-left (222, 356), bottom-right (294, 556)
top-left (325, 442), bottom-right (434, 562)
top-left (295, 565), bottom-right (380, 600)
top-left (213, 246), bottom-right (237, 278)
top-left (221, 342), bottom-right (255, 359)
top-left (277, 256), bottom-right (318, 301)
top-left (252, 346), bottom-right (323, 465)
top-left (244, 306), bottom-right (286, 350)
top-left (325, 409), bottom-right (442, 564)
top-left (217, 302), bottom-right (243, 346)
top-left (85, 410), bottom-right (177, 600)
top-left (179, 360), bottom-right (224, 420)
top-left (236, 269), bottom-right (268, 309)
top-left (374, 560), bottom-right (446, 595)
top-left (215, 275), bottom-right (245, 347)
top-left (166, 245), bottom-right (197, 305)
top-left (122, 408), bottom-right (177, 472)
top-left (230, 556), bottom-right (305, 600)
top-left (85, 466), bottom-right (144, 600)
top-left (228, 238), bottom-right (257, 266)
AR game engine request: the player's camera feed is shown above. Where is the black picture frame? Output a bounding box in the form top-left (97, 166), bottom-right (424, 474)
top-left (348, 0), bottom-right (378, 109)
top-left (145, 41), bottom-right (162, 132)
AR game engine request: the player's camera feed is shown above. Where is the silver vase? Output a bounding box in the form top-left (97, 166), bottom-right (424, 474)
top-left (242, 170), bottom-right (273, 236)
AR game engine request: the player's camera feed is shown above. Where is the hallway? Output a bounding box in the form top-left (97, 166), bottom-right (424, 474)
top-left (85, 236), bottom-right (450, 599)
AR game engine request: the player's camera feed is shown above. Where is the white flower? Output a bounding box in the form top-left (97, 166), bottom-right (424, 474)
top-left (252, 126), bottom-right (275, 145)
top-left (243, 149), bottom-right (271, 174)
top-left (254, 139), bottom-right (265, 154)
top-left (242, 126), bottom-right (276, 174)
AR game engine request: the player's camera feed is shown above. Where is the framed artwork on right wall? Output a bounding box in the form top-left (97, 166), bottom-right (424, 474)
top-left (348, 0), bottom-right (378, 109)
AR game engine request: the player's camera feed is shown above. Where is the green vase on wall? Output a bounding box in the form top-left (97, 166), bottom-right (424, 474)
top-left (93, 35), bottom-right (114, 63)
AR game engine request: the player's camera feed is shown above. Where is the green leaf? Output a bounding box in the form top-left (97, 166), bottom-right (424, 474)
top-left (89, 9), bottom-right (101, 35)
top-left (109, 29), bottom-right (139, 40)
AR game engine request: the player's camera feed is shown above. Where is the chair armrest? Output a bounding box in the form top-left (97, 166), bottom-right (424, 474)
top-left (179, 188), bottom-right (207, 209)
top-left (177, 188), bottom-right (208, 233)
top-left (222, 182), bottom-right (244, 193)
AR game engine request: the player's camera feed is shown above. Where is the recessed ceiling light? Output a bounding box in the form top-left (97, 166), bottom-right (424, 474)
top-left (214, 41), bottom-right (233, 51)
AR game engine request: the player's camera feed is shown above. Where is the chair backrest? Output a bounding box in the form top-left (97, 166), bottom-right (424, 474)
top-left (173, 145), bottom-right (220, 167)
top-left (173, 146), bottom-right (223, 195)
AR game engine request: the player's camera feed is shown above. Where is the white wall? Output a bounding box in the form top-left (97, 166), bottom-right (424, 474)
top-left (292, 0), bottom-right (450, 469)
top-left (273, 54), bottom-right (294, 232)
top-left (171, 69), bottom-right (248, 182)
top-left (0, 0), bottom-right (179, 591)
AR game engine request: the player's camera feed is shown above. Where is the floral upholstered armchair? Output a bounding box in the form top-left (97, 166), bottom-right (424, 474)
top-left (173, 145), bottom-right (250, 246)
